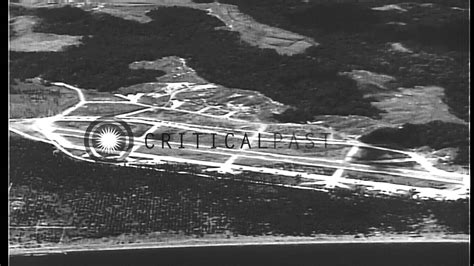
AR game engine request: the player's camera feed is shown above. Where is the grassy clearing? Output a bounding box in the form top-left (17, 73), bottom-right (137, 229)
top-left (10, 32), bottom-right (82, 52)
top-left (10, 15), bottom-right (82, 52)
top-left (67, 103), bottom-right (146, 117)
top-left (369, 86), bottom-right (466, 125)
top-left (10, 81), bottom-right (79, 119)
top-left (82, 90), bottom-right (129, 102)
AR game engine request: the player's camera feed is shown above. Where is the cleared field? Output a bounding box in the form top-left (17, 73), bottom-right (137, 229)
top-left (118, 82), bottom-right (169, 95)
top-left (370, 86), bottom-right (467, 125)
top-left (83, 90), bottom-right (129, 102)
top-left (202, 108), bottom-right (229, 116)
top-left (10, 33), bottom-right (82, 52)
top-left (233, 171), bottom-right (303, 186)
top-left (134, 144), bottom-right (231, 163)
top-left (92, 5), bottom-right (155, 23)
top-left (10, 16), bottom-right (82, 52)
top-left (344, 170), bottom-right (457, 189)
top-left (68, 103), bottom-right (146, 116)
top-left (177, 102), bottom-right (205, 112)
top-left (200, 2), bottom-right (318, 55)
top-left (53, 121), bottom-right (92, 130)
top-left (54, 120), bottom-right (152, 137)
top-left (10, 82), bottom-right (79, 119)
top-left (137, 95), bottom-right (170, 107)
top-left (58, 135), bottom-right (85, 147)
top-left (310, 115), bottom-right (391, 137)
top-left (234, 157), bottom-right (336, 176)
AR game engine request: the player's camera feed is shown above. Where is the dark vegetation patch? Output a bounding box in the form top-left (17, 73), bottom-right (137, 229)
top-left (10, 6), bottom-right (380, 120)
top-left (10, 4), bottom-right (30, 17)
top-left (216, 0), bottom-right (469, 121)
top-left (360, 121), bottom-right (469, 164)
top-left (9, 136), bottom-right (469, 243)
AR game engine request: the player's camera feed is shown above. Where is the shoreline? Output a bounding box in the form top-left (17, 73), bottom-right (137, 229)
top-left (10, 233), bottom-right (469, 256)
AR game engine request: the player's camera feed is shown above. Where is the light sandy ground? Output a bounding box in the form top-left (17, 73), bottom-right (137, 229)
top-left (389, 42), bottom-right (413, 53)
top-left (370, 85), bottom-right (467, 125)
top-left (92, 1), bottom-right (317, 55)
top-left (201, 2), bottom-right (317, 55)
top-left (342, 70), bottom-right (466, 125)
top-left (9, 15), bottom-right (82, 52)
top-left (10, 33), bottom-right (82, 52)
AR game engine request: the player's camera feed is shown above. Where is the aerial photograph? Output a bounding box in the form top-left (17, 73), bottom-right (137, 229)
top-left (8, 0), bottom-right (469, 265)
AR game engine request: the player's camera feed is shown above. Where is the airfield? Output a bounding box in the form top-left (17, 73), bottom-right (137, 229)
top-left (9, 56), bottom-right (469, 201)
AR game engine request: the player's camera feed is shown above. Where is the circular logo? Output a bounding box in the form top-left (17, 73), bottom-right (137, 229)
top-left (84, 117), bottom-right (134, 162)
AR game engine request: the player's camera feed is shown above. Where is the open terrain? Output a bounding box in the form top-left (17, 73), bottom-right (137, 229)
top-left (9, 14), bottom-right (82, 52)
top-left (93, 1), bottom-right (318, 56)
